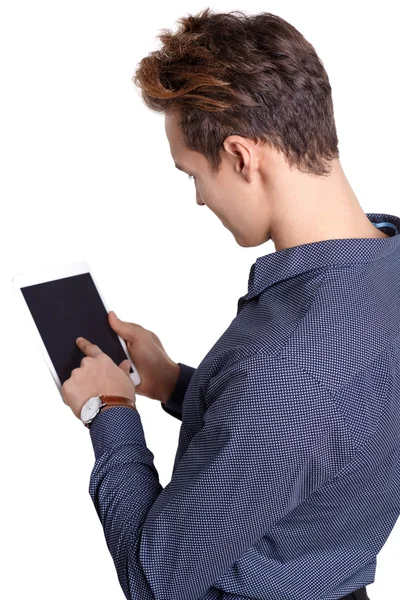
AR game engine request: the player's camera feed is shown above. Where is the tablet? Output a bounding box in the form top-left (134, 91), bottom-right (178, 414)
top-left (12, 261), bottom-right (141, 401)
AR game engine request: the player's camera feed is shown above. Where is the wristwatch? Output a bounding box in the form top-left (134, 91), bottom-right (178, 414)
top-left (80, 394), bottom-right (137, 429)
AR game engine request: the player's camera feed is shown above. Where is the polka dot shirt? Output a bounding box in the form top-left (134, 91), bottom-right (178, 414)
top-left (89, 212), bottom-right (400, 600)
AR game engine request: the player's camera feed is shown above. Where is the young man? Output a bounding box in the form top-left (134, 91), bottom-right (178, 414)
top-left (63, 8), bottom-right (400, 600)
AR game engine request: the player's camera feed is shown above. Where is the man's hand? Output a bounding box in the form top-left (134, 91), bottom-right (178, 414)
top-left (62, 337), bottom-right (136, 420)
top-left (108, 311), bottom-right (180, 404)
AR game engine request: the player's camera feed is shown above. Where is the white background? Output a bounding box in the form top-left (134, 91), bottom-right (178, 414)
top-left (1, 1), bottom-right (398, 598)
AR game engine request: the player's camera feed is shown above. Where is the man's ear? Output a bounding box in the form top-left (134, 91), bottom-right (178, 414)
top-left (223, 136), bottom-right (255, 182)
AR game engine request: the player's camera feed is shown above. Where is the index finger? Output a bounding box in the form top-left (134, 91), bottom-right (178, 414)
top-left (76, 337), bottom-right (103, 358)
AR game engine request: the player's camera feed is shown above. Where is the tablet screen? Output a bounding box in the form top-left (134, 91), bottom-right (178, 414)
top-left (21, 272), bottom-right (133, 385)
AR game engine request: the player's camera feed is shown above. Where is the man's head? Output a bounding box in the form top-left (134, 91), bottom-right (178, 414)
top-left (133, 9), bottom-right (378, 249)
top-left (164, 110), bottom-right (279, 247)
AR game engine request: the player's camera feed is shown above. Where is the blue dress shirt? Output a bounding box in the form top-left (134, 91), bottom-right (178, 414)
top-left (88, 212), bottom-right (400, 600)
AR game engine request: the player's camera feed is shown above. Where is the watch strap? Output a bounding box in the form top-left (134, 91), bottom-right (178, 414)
top-left (84, 395), bottom-right (136, 429)
top-left (99, 394), bottom-right (136, 409)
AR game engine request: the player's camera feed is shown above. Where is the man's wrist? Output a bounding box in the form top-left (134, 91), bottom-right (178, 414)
top-left (160, 362), bottom-right (181, 405)
top-left (84, 403), bottom-right (137, 429)
top-left (89, 397), bottom-right (137, 421)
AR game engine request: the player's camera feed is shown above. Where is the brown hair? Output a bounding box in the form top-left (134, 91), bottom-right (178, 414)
top-left (133, 8), bottom-right (339, 176)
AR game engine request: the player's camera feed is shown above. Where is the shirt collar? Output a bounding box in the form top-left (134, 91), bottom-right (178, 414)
top-left (241, 212), bottom-right (400, 303)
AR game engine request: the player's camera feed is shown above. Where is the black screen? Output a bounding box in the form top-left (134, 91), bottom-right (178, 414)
top-left (21, 272), bottom-right (133, 386)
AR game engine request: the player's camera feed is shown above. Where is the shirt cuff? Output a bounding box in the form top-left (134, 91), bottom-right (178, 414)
top-left (89, 406), bottom-right (144, 460)
top-left (161, 362), bottom-right (196, 418)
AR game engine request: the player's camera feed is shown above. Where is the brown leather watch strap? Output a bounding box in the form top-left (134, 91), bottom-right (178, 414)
top-left (84, 395), bottom-right (136, 429)
top-left (99, 394), bottom-right (137, 409)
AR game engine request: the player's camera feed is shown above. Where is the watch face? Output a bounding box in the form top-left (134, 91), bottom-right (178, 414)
top-left (80, 396), bottom-right (102, 422)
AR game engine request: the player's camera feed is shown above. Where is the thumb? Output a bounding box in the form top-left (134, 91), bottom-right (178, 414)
top-left (109, 311), bottom-right (138, 345)
top-left (109, 311), bottom-right (126, 332)
top-left (118, 358), bottom-right (131, 376)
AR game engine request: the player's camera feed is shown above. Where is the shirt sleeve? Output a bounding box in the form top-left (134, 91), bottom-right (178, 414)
top-left (88, 353), bottom-right (356, 600)
top-left (160, 362), bottom-right (196, 421)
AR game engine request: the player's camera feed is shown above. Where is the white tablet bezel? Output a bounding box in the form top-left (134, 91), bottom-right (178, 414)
top-left (12, 260), bottom-right (141, 402)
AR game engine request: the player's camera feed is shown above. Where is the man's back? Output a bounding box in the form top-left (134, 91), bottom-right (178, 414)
top-left (161, 211), bottom-right (400, 599)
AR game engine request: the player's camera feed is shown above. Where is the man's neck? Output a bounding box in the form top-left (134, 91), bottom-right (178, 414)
top-left (268, 158), bottom-right (388, 251)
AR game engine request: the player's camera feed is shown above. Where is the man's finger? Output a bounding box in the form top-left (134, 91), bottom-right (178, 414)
top-left (109, 311), bottom-right (138, 336)
top-left (118, 358), bottom-right (131, 376)
top-left (76, 337), bottom-right (103, 357)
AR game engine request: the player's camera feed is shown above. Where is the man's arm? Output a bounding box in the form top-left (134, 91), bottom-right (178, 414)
top-left (88, 353), bottom-right (355, 600)
top-left (160, 362), bottom-right (196, 421)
